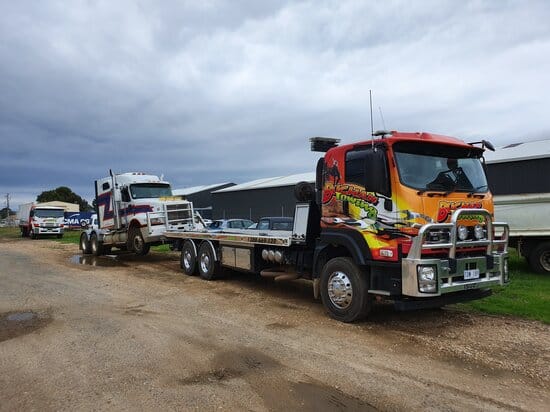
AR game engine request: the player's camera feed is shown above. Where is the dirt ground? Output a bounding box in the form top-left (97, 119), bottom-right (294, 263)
top-left (0, 238), bottom-right (548, 411)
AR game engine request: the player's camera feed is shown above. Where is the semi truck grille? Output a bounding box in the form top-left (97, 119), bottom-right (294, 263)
top-left (166, 203), bottom-right (192, 224)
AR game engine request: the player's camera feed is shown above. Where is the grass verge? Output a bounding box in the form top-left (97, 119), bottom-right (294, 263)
top-left (456, 249), bottom-right (549, 324)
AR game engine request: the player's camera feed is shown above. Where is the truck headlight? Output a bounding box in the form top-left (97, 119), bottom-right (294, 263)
top-left (457, 225), bottom-right (469, 241)
top-left (474, 224), bottom-right (485, 240)
top-left (418, 266), bottom-right (437, 293)
top-left (150, 217), bottom-right (165, 225)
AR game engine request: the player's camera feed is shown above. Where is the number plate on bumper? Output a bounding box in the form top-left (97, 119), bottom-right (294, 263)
top-left (464, 268), bottom-right (480, 280)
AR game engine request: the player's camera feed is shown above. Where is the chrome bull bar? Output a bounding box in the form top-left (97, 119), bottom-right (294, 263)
top-left (402, 209), bottom-right (509, 298)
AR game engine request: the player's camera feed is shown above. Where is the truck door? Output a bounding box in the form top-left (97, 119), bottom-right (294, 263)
top-left (120, 186), bottom-right (131, 228)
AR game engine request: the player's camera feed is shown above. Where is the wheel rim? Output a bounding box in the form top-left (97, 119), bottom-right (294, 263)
top-left (541, 250), bottom-right (550, 272)
top-left (133, 235), bottom-right (143, 252)
top-left (183, 249), bottom-right (193, 270)
top-left (327, 271), bottom-right (353, 309)
top-left (91, 238), bottom-right (97, 253)
top-left (200, 253), bottom-right (210, 273)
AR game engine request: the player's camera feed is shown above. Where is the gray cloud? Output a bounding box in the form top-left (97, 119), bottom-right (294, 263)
top-left (1, 0), bottom-right (550, 207)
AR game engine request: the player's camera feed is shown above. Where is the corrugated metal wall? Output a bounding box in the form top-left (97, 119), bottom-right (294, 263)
top-left (486, 158), bottom-right (550, 195)
top-left (212, 186), bottom-right (297, 221)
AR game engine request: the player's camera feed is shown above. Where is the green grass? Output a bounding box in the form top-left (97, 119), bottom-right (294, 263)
top-left (456, 249), bottom-right (550, 324)
top-left (0, 226), bottom-right (21, 239)
top-left (151, 244), bottom-right (173, 253)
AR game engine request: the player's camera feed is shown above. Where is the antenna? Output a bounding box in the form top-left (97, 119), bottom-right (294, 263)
top-left (378, 106), bottom-right (387, 130)
top-left (369, 90), bottom-right (374, 148)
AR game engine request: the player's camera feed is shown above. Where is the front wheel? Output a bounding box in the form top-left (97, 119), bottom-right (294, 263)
top-left (80, 233), bottom-right (92, 255)
top-left (181, 240), bottom-right (198, 276)
top-left (320, 257), bottom-right (371, 323)
top-left (129, 226), bottom-right (150, 256)
top-left (528, 242), bottom-right (550, 274)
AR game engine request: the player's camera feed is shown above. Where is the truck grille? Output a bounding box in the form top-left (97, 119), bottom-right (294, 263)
top-left (166, 203), bottom-right (192, 225)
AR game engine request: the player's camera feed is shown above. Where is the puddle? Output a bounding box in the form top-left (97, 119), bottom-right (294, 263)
top-left (265, 322), bottom-right (295, 330)
top-left (290, 381), bottom-right (376, 412)
top-left (69, 255), bottom-right (127, 267)
top-left (0, 311), bottom-right (52, 342)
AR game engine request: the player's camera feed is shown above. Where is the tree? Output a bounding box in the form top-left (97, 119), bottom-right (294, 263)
top-left (36, 187), bottom-right (92, 212)
top-left (0, 207), bottom-right (13, 219)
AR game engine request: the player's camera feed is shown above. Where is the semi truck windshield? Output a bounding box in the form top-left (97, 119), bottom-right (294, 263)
top-left (393, 143), bottom-right (488, 193)
top-left (130, 183), bottom-right (172, 199)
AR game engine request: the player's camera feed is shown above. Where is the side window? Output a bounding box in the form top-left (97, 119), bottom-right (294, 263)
top-left (102, 182), bottom-right (110, 191)
top-left (345, 149), bottom-right (369, 186)
top-left (121, 187), bottom-right (131, 202)
top-left (258, 220), bottom-right (269, 230)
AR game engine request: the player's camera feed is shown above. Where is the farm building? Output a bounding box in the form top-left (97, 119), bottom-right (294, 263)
top-left (484, 139), bottom-right (550, 195)
top-left (211, 172), bottom-right (315, 221)
top-left (173, 183), bottom-right (235, 219)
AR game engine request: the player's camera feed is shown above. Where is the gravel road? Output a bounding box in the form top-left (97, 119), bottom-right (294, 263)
top-left (0, 238), bottom-right (548, 411)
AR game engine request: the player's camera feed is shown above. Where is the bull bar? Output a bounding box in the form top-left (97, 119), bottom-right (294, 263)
top-left (402, 209), bottom-right (509, 298)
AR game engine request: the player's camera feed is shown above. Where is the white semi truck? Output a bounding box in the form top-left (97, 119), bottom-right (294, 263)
top-left (17, 203), bottom-right (65, 239)
top-left (80, 171), bottom-right (202, 256)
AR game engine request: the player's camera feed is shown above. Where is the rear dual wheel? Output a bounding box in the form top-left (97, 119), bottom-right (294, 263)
top-left (80, 233), bottom-right (92, 255)
top-left (528, 242), bottom-right (550, 274)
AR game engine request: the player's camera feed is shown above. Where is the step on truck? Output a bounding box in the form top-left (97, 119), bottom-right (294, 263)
top-left (18, 203), bottom-right (65, 239)
top-left (165, 131), bottom-right (510, 322)
top-left (80, 171), bottom-right (201, 256)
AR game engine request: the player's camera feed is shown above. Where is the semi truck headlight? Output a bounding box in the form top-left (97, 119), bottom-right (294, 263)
top-left (150, 217), bottom-right (165, 225)
top-left (418, 266), bottom-right (437, 293)
top-left (457, 225), bottom-right (469, 241)
top-left (474, 225), bottom-right (485, 240)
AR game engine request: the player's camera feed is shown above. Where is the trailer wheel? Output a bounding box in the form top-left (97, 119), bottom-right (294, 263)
top-left (80, 233), bottom-right (92, 255)
top-left (129, 226), bottom-right (150, 256)
top-left (320, 257), bottom-right (371, 323)
top-left (197, 241), bottom-right (219, 280)
top-left (90, 232), bottom-right (104, 256)
top-left (528, 242), bottom-right (550, 274)
top-left (181, 240), bottom-right (198, 275)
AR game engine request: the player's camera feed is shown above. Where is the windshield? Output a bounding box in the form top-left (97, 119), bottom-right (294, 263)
top-left (130, 183), bottom-right (172, 199)
top-left (34, 209), bottom-right (64, 218)
top-left (393, 142), bottom-right (488, 193)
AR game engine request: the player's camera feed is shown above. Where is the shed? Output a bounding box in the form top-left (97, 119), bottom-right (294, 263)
top-left (212, 172), bottom-right (315, 221)
top-left (173, 183), bottom-right (235, 219)
top-left (484, 139), bottom-right (550, 195)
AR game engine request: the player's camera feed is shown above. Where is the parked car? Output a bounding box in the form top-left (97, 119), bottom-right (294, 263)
top-left (256, 217), bottom-right (293, 231)
top-left (208, 219), bottom-right (254, 232)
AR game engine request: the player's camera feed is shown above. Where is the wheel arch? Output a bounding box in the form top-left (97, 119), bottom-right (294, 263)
top-left (313, 229), bottom-right (372, 277)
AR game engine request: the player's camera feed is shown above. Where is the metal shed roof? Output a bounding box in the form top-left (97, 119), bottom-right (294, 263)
top-left (173, 183), bottom-right (233, 196)
top-left (484, 138), bottom-right (550, 164)
top-left (213, 172), bottom-right (315, 193)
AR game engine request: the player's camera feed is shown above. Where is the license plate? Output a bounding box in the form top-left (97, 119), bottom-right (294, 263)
top-left (464, 268), bottom-right (480, 280)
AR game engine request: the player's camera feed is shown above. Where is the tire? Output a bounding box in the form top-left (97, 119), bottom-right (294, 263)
top-left (294, 181), bottom-right (315, 202)
top-left (80, 233), bottom-right (92, 255)
top-left (29, 229), bottom-right (36, 239)
top-left (129, 226), bottom-right (150, 256)
top-left (180, 240), bottom-right (198, 276)
top-left (90, 232), bottom-right (104, 256)
top-left (528, 241), bottom-right (550, 274)
top-left (21, 227), bottom-right (28, 237)
top-left (197, 241), bottom-right (219, 280)
top-left (320, 257), bottom-right (371, 323)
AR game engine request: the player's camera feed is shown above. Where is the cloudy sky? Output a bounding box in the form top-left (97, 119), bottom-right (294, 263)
top-left (1, 0), bottom-right (550, 208)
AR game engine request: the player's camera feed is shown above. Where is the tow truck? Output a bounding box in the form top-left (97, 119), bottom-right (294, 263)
top-left (164, 131), bottom-right (509, 322)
